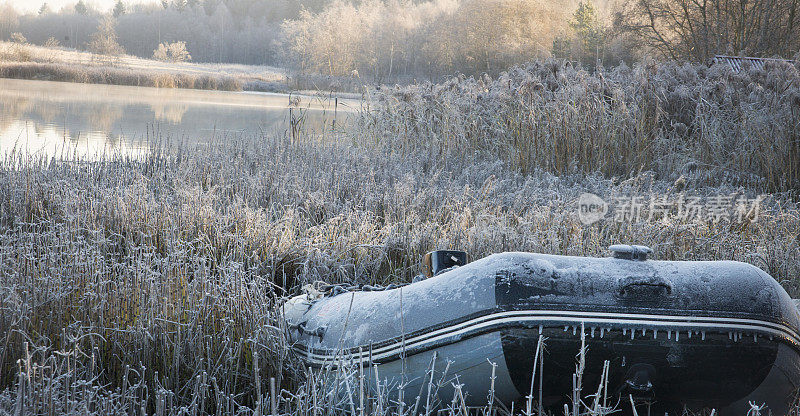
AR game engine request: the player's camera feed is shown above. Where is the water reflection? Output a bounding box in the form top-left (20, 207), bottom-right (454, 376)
top-left (151, 103), bottom-right (188, 124)
top-left (88, 104), bottom-right (123, 133)
top-left (0, 78), bottom-right (349, 158)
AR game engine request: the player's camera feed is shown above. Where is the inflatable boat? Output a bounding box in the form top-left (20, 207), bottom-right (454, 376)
top-left (283, 246), bottom-right (800, 415)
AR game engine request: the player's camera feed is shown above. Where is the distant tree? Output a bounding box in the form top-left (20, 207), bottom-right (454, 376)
top-left (570, 1), bottom-right (604, 68)
top-left (153, 41), bottom-right (191, 62)
top-left (10, 32), bottom-right (26, 44)
top-left (0, 3), bottom-right (18, 40)
top-left (75, 0), bottom-right (88, 15)
top-left (187, 0), bottom-right (200, 9)
top-left (161, 0), bottom-right (169, 9)
top-left (282, 0), bottom-right (566, 79)
top-left (552, 35), bottom-right (571, 60)
top-left (113, 0), bottom-right (126, 18)
top-left (88, 16), bottom-right (124, 56)
top-left (38, 3), bottom-right (51, 15)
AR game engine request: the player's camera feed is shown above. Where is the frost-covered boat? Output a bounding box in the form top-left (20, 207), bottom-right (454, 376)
top-left (283, 246), bottom-right (800, 415)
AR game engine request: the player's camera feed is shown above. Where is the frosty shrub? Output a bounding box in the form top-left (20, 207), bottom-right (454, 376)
top-left (2, 32), bottom-right (31, 61)
top-left (152, 41), bottom-right (191, 63)
top-left (9, 31), bottom-right (25, 44)
top-left (44, 36), bottom-right (60, 48)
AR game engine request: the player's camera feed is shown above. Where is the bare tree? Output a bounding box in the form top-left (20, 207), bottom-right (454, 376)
top-left (619, 0), bottom-right (800, 60)
top-left (282, 0), bottom-right (568, 80)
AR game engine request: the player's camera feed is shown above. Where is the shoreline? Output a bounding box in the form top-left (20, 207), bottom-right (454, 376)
top-left (0, 76), bottom-right (364, 111)
top-left (0, 60), bottom-right (367, 101)
top-left (0, 60), bottom-right (282, 93)
top-left (0, 41), bottom-right (363, 97)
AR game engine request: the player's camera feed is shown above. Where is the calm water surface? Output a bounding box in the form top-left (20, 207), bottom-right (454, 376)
top-left (0, 78), bottom-right (354, 158)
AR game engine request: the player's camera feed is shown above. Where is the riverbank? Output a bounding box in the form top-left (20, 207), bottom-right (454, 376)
top-left (0, 60), bottom-right (256, 90)
top-left (0, 41), bottom-right (294, 92)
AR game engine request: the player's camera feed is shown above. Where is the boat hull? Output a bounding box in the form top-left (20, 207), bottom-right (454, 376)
top-left (285, 252), bottom-right (800, 414)
top-left (501, 327), bottom-right (796, 414)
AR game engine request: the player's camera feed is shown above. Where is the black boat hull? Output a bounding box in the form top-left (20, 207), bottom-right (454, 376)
top-left (285, 252), bottom-right (800, 414)
top-left (501, 327), bottom-right (797, 414)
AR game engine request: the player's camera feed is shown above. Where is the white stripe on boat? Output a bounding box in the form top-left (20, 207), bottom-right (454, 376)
top-left (292, 310), bottom-right (800, 365)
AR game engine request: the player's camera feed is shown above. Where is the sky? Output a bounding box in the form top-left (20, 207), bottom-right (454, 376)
top-left (7, 0), bottom-right (156, 13)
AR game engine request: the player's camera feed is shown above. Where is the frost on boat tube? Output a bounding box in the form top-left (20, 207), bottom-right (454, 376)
top-left (282, 245), bottom-right (800, 415)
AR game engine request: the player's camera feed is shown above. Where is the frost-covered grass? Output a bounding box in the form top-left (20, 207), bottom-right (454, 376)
top-left (357, 59), bottom-right (800, 193)
top-left (0, 59), bottom-right (798, 414)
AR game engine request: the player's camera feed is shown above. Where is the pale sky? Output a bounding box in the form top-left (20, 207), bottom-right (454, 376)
top-left (7, 0), bottom-right (157, 13)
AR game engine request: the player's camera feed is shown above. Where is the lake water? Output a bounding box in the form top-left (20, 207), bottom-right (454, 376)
top-left (0, 78), bottom-right (355, 158)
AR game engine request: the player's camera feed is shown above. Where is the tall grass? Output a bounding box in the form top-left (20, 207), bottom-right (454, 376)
top-left (0, 133), bottom-right (797, 414)
top-left (0, 58), bottom-right (798, 414)
top-left (355, 59), bottom-right (800, 193)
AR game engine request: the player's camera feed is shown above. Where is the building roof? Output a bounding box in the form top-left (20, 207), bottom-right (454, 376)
top-left (713, 55), bottom-right (796, 72)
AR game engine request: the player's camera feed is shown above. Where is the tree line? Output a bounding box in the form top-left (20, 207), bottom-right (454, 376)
top-left (0, 0), bottom-right (798, 81)
top-left (1, 0), bottom-right (329, 65)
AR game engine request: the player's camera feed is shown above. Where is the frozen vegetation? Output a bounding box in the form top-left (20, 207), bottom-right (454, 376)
top-left (0, 59), bottom-right (798, 414)
top-left (358, 59), bottom-right (800, 193)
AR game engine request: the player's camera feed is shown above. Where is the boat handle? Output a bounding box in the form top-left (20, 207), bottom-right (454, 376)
top-left (290, 322), bottom-right (327, 340)
top-left (618, 278), bottom-right (673, 297)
